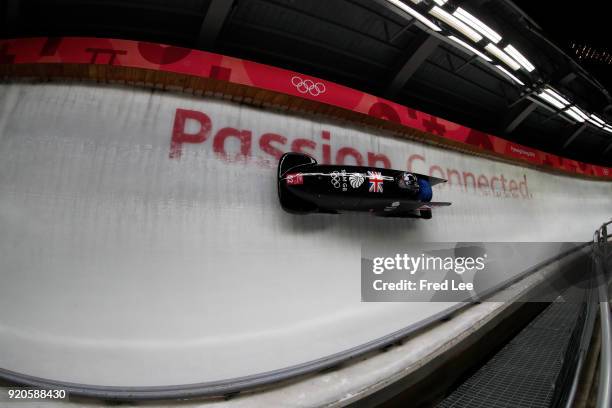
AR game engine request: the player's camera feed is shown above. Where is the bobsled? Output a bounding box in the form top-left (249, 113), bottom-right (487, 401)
top-left (277, 152), bottom-right (451, 219)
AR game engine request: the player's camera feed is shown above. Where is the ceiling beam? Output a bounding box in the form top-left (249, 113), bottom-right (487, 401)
top-left (454, 55), bottom-right (477, 74)
top-left (562, 123), bottom-right (587, 149)
top-left (540, 104), bottom-right (567, 125)
top-left (385, 32), bottom-right (441, 98)
top-left (233, 19), bottom-right (389, 69)
top-left (262, 0), bottom-right (403, 51)
top-left (196, 0), bottom-right (235, 49)
top-left (559, 72), bottom-right (577, 87)
top-left (390, 21), bottom-right (416, 43)
top-left (507, 95), bottom-right (528, 109)
top-left (5, 0), bottom-right (19, 34)
top-left (504, 101), bottom-right (537, 133)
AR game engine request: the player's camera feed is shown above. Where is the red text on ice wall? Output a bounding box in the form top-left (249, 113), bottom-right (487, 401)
top-left (170, 108), bottom-right (530, 199)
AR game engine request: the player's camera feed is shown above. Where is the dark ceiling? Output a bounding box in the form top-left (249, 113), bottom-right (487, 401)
top-left (511, 0), bottom-right (612, 93)
top-left (2, 0), bottom-right (612, 165)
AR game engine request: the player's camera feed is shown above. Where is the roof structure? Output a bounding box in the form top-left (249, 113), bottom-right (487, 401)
top-left (3, 0), bottom-right (611, 165)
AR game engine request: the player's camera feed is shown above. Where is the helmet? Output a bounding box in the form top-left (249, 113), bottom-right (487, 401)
top-left (400, 172), bottom-right (420, 192)
top-left (418, 178), bottom-right (433, 202)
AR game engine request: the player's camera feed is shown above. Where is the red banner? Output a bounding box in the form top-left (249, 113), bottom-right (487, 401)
top-left (1, 37), bottom-right (610, 179)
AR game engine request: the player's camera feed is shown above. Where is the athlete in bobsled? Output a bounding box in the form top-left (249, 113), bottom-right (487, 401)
top-left (277, 152), bottom-right (450, 219)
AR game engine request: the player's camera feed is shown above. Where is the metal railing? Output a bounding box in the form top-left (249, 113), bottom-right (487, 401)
top-left (558, 280), bottom-right (597, 408)
top-left (562, 221), bottom-right (612, 408)
top-left (592, 221), bottom-right (612, 408)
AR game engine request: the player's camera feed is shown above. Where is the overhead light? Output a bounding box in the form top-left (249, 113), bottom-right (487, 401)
top-left (590, 114), bottom-right (605, 126)
top-left (385, 0), bottom-right (441, 32)
top-left (588, 118), bottom-right (604, 128)
top-left (448, 35), bottom-right (492, 61)
top-left (572, 107), bottom-right (589, 120)
top-left (485, 43), bottom-right (520, 70)
top-left (504, 44), bottom-right (536, 72)
top-left (433, 0), bottom-right (447, 5)
top-left (408, 0), bottom-right (422, 3)
top-left (603, 126), bottom-right (612, 134)
top-left (429, 6), bottom-right (483, 43)
top-left (564, 106), bottom-right (587, 123)
top-left (453, 8), bottom-right (502, 44)
top-left (542, 88), bottom-right (570, 106)
top-left (564, 110), bottom-right (584, 123)
top-left (537, 91), bottom-right (567, 110)
top-left (494, 65), bottom-right (524, 85)
top-left (569, 106), bottom-right (589, 121)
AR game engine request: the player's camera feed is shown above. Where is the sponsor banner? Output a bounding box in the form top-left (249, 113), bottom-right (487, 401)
top-left (362, 242), bottom-right (591, 302)
top-left (1, 37), bottom-right (611, 179)
top-left (165, 105), bottom-right (537, 200)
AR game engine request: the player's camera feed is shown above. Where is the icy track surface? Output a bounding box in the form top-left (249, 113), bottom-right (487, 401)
top-left (0, 83), bottom-right (611, 387)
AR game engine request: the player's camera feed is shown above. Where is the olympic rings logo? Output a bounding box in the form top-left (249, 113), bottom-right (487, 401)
top-left (330, 171), bottom-right (341, 188)
top-left (291, 76), bottom-right (326, 96)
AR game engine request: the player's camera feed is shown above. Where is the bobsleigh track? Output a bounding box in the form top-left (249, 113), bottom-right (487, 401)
top-left (0, 80), bottom-right (611, 397)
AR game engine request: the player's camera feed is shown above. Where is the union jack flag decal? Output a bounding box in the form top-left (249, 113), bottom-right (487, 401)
top-left (286, 173), bottom-right (304, 185)
top-left (368, 171), bottom-right (384, 193)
